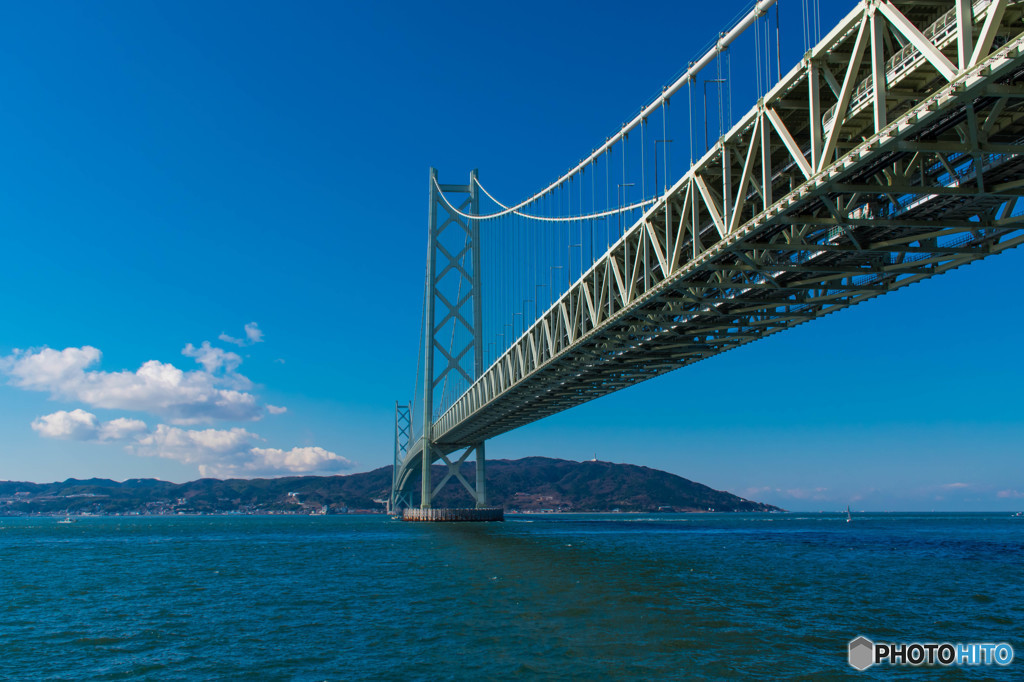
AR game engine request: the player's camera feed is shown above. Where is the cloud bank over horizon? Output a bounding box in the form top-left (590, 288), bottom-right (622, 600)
top-left (29, 411), bottom-right (353, 478)
top-left (1, 345), bottom-right (266, 424)
top-left (134, 424), bottom-right (352, 478)
top-left (2, 324), bottom-right (349, 478)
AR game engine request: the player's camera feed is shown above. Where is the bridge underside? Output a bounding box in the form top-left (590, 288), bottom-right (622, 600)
top-left (426, 0), bottom-right (1024, 453)
top-left (395, 0), bottom-right (1024, 499)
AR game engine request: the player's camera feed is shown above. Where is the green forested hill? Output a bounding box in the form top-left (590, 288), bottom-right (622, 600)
top-left (0, 457), bottom-right (781, 514)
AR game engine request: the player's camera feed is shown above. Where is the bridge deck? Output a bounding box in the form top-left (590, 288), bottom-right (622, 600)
top-left (399, 0), bottom-right (1024, 483)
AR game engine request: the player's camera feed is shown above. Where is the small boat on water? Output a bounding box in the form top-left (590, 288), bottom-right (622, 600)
top-left (846, 506), bottom-right (852, 523)
top-left (57, 516), bottom-right (76, 524)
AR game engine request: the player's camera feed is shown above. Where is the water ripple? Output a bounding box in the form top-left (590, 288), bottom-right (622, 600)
top-left (0, 513), bottom-right (1020, 679)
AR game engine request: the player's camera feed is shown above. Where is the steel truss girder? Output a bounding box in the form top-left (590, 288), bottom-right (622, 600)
top-left (428, 0), bottom-right (1024, 451)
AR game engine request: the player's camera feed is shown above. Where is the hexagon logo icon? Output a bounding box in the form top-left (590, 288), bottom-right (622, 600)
top-left (848, 636), bottom-right (874, 670)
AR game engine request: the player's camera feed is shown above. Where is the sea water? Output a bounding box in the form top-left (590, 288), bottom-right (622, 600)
top-left (0, 513), bottom-right (1020, 680)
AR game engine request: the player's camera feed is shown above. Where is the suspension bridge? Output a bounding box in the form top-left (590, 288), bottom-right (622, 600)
top-left (391, 0), bottom-right (1024, 518)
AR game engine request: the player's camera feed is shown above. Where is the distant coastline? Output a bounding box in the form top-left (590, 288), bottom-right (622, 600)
top-left (0, 456), bottom-right (783, 516)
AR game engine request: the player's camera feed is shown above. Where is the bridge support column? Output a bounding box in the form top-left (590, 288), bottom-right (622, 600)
top-left (420, 441), bottom-right (432, 509)
top-left (390, 401), bottom-right (412, 513)
top-left (419, 168), bottom-right (440, 509)
top-left (395, 167), bottom-right (492, 515)
top-left (475, 442), bottom-right (487, 508)
top-left (468, 168), bottom-right (488, 510)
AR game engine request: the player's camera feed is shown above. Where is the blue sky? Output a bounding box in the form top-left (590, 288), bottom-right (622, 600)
top-left (0, 0), bottom-right (1020, 510)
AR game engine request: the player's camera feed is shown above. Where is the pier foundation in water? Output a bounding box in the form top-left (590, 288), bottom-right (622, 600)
top-left (401, 507), bottom-right (504, 522)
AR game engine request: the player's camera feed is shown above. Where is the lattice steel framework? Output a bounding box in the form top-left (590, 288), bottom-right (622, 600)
top-left (393, 169), bottom-right (488, 510)
top-left (426, 0), bottom-right (1024, 450)
top-left (391, 402), bottom-right (411, 512)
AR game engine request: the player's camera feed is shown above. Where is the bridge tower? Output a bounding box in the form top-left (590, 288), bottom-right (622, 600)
top-left (391, 401), bottom-right (411, 513)
top-left (408, 167), bottom-right (490, 512)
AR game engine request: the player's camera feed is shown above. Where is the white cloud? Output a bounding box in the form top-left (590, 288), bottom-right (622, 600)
top-left (1, 346), bottom-right (100, 390)
top-left (244, 322), bottom-right (263, 344)
top-left (131, 424), bottom-right (351, 478)
top-left (241, 446), bottom-right (351, 478)
top-left (32, 409), bottom-right (146, 442)
top-left (32, 409), bottom-right (100, 440)
top-left (941, 482), bottom-right (970, 490)
top-left (997, 489), bottom-right (1024, 499)
top-left (2, 346), bottom-right (269, 424)
top-left (182, 341), bottom-right (242, 375)
top-left (100, 417), bottom-right (149, 440)
top-left (181, 341), bottom-right (252, 391)
top-left (219, 322), bottom-right (264, 347)
top-left (9, 334), bottom-right (330, 479)
top-left (30, 409), bottom-right (349, 479)
top-left (134, 424), bottom-right (260, 465)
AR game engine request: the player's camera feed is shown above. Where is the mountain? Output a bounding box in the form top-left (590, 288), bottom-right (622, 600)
top-left (428, 457), bottom-right (781, 512)
top-left (0, 457), bottom-right (782, 514)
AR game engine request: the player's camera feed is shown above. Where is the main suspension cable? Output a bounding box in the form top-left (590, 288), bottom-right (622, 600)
top-left (428, 0), bottom-right (776, 224)
top-left (435, 176), bottom-right (657, 223)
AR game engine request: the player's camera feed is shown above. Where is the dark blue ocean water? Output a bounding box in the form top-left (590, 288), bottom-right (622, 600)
top-left (0, 513), bottom-right (1020, 680)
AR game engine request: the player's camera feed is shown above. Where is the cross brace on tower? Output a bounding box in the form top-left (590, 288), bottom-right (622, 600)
top-left (392, 168), bottom-right (489, 513)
